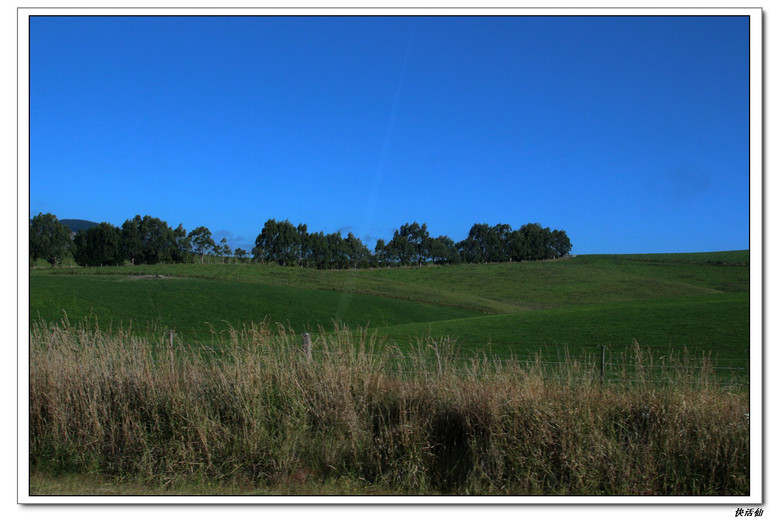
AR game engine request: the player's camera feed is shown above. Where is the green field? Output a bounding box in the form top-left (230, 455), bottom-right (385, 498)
top-left (29, 251), bottom-right (752, 494)
top-left (30, 251), bottom-right (750, 368)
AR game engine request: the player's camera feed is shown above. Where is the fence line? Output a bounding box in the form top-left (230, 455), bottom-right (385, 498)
top-left (117, 342), bottom-right (749, 367)
top-left (114, 336), bottom-right (748, 361)
top-left (58, 322), bottom-right (749, 350)
top-left (61, 324), bottom-right (749, 388)
top-left (106, 345), bottom-right (749, 389)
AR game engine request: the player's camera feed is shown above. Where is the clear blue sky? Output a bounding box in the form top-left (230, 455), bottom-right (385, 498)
top-left (29, 15), bottom-right (750, 254)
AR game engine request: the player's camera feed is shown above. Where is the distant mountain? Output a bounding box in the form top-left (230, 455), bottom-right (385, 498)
top-left (59, 219), bottom-right (99, 233)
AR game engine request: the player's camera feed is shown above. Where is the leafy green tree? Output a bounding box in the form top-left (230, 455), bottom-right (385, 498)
top-left (552, 229), bottom-right (572, 258)
top-left (343, 232), bottom-right (370, 269)
top-left (327, 232), bottom-right (348, 269)
top-left (30, 213), bottom-right (72, 266)
top-left (387, 232), bottom-right (409, 266)
top-left (388, 222), bottom-right (430, 266)
top-left (234, 248), bottom-right (248, 262)
top-left (489, 223), bottom-right (513, 262)
top-left (383, 236), bottom-right (401, 266)
top-left (307, 231), bottom-right (331, 269)
top-left (429, 235), bottom-right (460, 265)
top-left (374, 238), bottom-right (388, 267)
top-left (172, 224), bottom-right (192, 263)
top-left (456, 235), bottom-right (482, 264)
top-left (251, 244), bottom-right (264, 263)
top-left (256, 219), bottom-right (302, 267)
top-left (121, 217), bottom-right (143, 265)
top-left (506, 229), bottom-right (525, 262)
top-left (120, 215), bottom-right (177, 264)
top-left (217, 237), bottom-right (231, 263)
top-left (466, 223), bottom-right (492, 263)
top-left (138, 216), bottom-right (176, 264)
top-left (408, 222), bottom-right (431, 266)
top-left (296, 224), bottom-right (309, 266)
top-left (188, 226), bottom-right (216, 263)
top-left (517, 223), bottom-right (548, 261)
top-left (72, 222), bottom-right (124, 267)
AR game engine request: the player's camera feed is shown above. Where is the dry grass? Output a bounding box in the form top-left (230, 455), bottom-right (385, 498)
top-left (29, 319), bottom-right (749, 495)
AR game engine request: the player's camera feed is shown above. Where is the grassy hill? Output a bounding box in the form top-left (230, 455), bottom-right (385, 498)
top-left (29, 274), bottom-right (479, 338)
top-left (29, 251), bottom-right (750, 371)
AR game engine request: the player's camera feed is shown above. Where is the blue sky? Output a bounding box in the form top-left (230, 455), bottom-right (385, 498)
top-left (29, 15), bottom-right (750, 254)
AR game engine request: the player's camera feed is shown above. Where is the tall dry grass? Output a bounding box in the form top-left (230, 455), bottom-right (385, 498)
top-left (29, 319), bottom-right (749, 495)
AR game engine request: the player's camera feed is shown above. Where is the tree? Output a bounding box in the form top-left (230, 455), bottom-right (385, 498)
top-left (489, 223), bottom-right (513, 263)
top-left (234, 248), bottom-right (248, 262)
top-left (516, 223), bottom-right (549, 261)
top-left (327, 232), bottom-right (348, 269)
top-left (137, 216), bottom-right (177, 264)
top-left (296, 223), bottom-right (309, 266)
top-left (217, 237), bottom-right (231, 263)
top-left (551, 229), bottom-right (572, 258)
top-left (256, 219), bottom-right (302, 266)
top-left (30, 213), bottom-right (72, 266)
top-left (388, 222), bottom-right (432, 266)
top-left (120, 215), bottom-right (177, 264)
top-left (188, 226), bottom-right (216, 263)
top-left (429, 235), bottom-right (460, 265)
top-left (121, 217), bottom-right (143, 265)
top-left (387, 231), bottom-right (410, 266)
top-left (465, 223), bottom-right (492, 263)
top-left (251, 244), bottom-right (264, 263)
top-left (307, 231), bottom-right (331, 269)
top-left (411, 222), bottom-right (431, 266)
top-left (374, 238), bottom-right (388, 267)
top-left (172, 224), bottom-right (192, 263)
top-left (344, 232), bottom-right (370, 269)
top-left (456, 236), bottom-right (480, 264)
top-left (72, 222), bottom-right (124, 267)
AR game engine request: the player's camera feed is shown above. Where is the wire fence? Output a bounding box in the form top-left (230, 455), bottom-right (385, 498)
top-left (109, 326), bottom-right (750, 390)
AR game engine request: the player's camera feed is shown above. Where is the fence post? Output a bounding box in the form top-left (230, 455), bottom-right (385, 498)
top-left (302, 332), bottom-right (312, 360)
top-left (600, 344), bottom-right (606, 387)
top-left (168, 330), bottom-right (175, 374)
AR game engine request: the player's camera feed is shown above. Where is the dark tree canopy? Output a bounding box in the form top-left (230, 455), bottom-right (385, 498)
top-left (121, 218), bottom-right (143, 265)
top-left (136, 216), bottom-right (177, 264)
top-left (72, 222), bottom-right (124, 267)
top-left (30, 213), bottom-right (72, 266)
top-left (255, 219), bottom-right (303, 267)
top-left (172, 224), bottom-right (192, 263)
top-left (32, 212), bottom-right (572, 271)
top-left (188, 226), bottom-right (216, 263)
top-left (117, 215), bottom-right (188, 265)
top-left (249, 218), bottom-right (570, 269)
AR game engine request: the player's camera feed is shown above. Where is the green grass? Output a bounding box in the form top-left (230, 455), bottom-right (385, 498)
top-left (30, 251), bottom-right (750, 362)
top-left (28, 251), bottom-right (752, 495)
top-left (33, 254), bottom-right (749, 311)
top-left (30, 274), bottom-right (479, 342)
top-left (376, 293), bottom-right (749, 361)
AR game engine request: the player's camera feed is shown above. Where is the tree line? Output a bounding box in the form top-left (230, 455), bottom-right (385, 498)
top-left (29, 213), bottom-right (572, 269)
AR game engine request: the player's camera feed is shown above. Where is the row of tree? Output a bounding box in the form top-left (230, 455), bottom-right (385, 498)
top-left (254, 219), bottom-right (572, 268)
top-left (29, 213), bottom-right (572, 269)
top-left (29, 213), bottom-right (236, 268)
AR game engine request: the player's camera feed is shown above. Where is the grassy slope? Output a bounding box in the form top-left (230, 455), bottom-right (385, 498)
top-left (29, 275), bottom-right (479, 341)
top-left (377, 293), bottom-right (749, 359)
top-left (36, 251), bottom-right (749, 311)
top-left (30, 251), bottom-right (749, 356)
